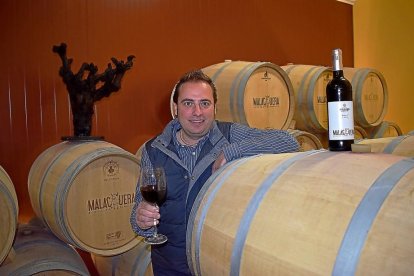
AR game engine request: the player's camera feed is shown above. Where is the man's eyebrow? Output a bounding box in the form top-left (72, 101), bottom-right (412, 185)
top-left (180, 98), bottom-right (195, 103)
top-left (180, 99), bottom-right (212, 102)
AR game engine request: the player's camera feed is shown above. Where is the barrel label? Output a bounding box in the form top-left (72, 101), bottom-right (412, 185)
top-left (317, 96), bottom-right (327, 104)
top-left (261, 71), bottom-right (271, 81)
top-left (87, 192), bottom-right (135, 213)
top-left (104, 230), bottom-right (127, 246)
top-left (106, 230), bottom-right (122, 240)
top-left (252, 96), bottom-right (280, 108)
top-left (364, 93), bottom-right (378, 101)
top-left (103, 160), bottom-right (120, 178)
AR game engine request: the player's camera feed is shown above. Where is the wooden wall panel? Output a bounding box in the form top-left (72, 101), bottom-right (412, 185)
top-left (0, 0), bottom-right (353, 221)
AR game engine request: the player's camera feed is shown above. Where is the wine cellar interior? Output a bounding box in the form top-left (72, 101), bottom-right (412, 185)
top-left (1, 0), bottom-right (413, 275)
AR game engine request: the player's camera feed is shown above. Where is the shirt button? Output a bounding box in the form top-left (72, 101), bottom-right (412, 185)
top-left (192, 152), bottom-right (196, 156)
top-left (184, 175), bottom-right (188, 179)
top-left (191, 176), bottom-right (195, 180)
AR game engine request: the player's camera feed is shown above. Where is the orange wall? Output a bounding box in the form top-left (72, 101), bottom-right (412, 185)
top-left (353, 0), bottom-right (414, 133)
top-left (0, 0), bottom-right (353, 221)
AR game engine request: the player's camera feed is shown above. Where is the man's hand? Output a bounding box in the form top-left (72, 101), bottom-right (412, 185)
top-left (212, 151), bottom-right (227, 173)
top-left (135, 201), bottom-right (160, 229)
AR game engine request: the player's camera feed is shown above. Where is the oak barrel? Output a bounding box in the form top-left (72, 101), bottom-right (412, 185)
top-left (354, 125), bottom-right (369, 139)
top-left (356, 134), bottom-right (414, 157)
top-left (0, 221), bottom-right (89, 275)
top-left (28, 140), bottom-right (141, 256)
top-left (281, 64), bottom-right (332, 133)
top-left (91, 238), bottom-right (153, 276)
top-left (287, 129), bottom-right (323, 151)
top-left (170, 61), bottom-right (295, 130)
top-left (343, 67), bottom-right (388, 128)
top-left (367, 121), bottom-right (403, 138)
top-left (0, 165), bottom-right (18, 265)
top-left (187, 151), bottom-right (414, 275)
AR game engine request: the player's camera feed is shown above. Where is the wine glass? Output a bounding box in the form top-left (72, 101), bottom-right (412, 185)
top-left (139, 167), bottom-right (167, 245)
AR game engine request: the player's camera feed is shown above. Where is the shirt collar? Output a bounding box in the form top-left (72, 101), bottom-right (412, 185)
top-left (155, 119), bottom-right (223, 147)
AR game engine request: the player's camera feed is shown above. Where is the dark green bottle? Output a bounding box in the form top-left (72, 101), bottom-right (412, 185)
top-left (326, 49), bottom-right (355, 151)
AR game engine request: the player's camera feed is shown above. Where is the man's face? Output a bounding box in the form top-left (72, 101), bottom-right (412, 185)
top-left (173, 81), bottom-right (215, 140)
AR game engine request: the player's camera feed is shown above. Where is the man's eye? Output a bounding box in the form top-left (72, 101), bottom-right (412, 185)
top-left (200, 101), bottom-right (211, 108)
top-left (183, 101), bottom-right (193, 107)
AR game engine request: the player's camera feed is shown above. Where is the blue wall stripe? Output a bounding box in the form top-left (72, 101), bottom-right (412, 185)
top-left (333, 158), bottom-right (414, 276)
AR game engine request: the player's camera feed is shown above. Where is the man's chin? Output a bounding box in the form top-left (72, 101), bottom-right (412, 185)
top-left (188, 121), bottom-right (207, 130)
top-left (184, 120), bottom-right (214, 136)
top-left (187, 127), bottom-right (210, 138)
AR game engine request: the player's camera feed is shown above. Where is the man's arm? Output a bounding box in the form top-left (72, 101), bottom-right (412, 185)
top-left (130, 147), bottom-right (158, 237)
top-left (221, 123), bottom-right (299, 162)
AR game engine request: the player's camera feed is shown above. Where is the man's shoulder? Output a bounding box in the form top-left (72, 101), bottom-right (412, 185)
top-left (212, 120), bottom-right (233, 141)
top-left (148, 119), bottom-right (177, 146)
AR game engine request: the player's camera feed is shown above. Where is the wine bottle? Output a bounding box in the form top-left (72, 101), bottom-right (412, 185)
top-left (326, 48), bottom-right (354, 151)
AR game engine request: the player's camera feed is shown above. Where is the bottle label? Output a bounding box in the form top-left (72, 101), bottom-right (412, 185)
top-left (328, 101), bottom-right (355, 140)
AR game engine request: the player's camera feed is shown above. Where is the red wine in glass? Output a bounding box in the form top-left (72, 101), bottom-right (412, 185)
top-left (140, 185), bottom-right (166, 206)
top-left (139, 167), bottom-right (167, 245)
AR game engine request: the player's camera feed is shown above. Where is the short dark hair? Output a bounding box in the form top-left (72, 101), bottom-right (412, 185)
top-left (172, 70), bottom-right (217, 104)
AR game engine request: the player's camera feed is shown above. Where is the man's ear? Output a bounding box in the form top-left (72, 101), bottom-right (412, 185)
top-left (173, 103), bottom-right (178, 118)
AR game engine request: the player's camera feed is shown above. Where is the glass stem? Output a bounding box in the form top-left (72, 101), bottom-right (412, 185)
top-left (153, 203), bottom-right (158, 237)
top-left (153, 224), bottom-right (158, 237)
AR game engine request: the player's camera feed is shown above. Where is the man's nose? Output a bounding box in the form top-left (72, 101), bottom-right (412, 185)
top-left (193, 103), bottom-right (202, 115)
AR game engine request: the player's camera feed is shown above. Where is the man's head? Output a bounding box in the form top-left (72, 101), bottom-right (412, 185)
top-left (172, 70), bottom-right (217, 142)
top-left (172, 70), bottom-right (217, 105)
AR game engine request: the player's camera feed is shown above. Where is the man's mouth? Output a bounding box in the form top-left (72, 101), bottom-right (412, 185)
top-left (189, 119), bottom-right (204, 123)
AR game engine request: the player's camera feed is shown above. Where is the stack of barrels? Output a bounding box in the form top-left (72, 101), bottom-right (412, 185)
top-left (170, 60), bottom-right (325, 152)
top-left (0, 139), bottom-right (153, 275)
top-left (190, 60), bottom-right (409, 155)
top-left (133, 60), bottom-right (414, 275)
top-left (342, 67), bottom-right (405, 141)
top-left (199, 61), bottom-right (295, 130)
top-left (187, 150), bottom-right (414, 275)
top-left (0, 218), bottom-right (90, 275)
top-left (133, 61), bottom-right (414, 276)
top-left (177, 61), bottom-right (414, 275)
top-left (280, 64), bottom-right (399, 145)
top-left (2, 60), bottom-right (412, 275)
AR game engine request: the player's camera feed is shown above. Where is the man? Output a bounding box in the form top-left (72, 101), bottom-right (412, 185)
top-left (130, 70), bottom-right (299, 275)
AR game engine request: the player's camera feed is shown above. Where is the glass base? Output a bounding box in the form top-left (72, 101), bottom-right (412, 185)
top-left (144, 234), bottom-right (168, 245)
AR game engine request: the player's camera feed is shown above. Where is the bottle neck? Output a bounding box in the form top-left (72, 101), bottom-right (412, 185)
top-left (331, 48), bottom-right (343, 72)
top-left (333, 69), bottom-right (344, 78)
